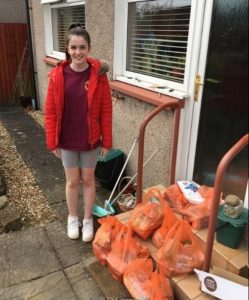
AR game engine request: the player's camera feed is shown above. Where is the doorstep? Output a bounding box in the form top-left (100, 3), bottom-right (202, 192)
top-left (116, 184), bottom-right (248, 300)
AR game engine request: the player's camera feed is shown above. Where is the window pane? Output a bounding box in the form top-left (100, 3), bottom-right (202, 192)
top-left (127, 0), bottom-right (191, 83)
top-left (51, 5), bottom-right (85, 52)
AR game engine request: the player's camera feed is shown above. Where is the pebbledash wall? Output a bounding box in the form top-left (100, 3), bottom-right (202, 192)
top-left (0, 0), bottom-right (26, 23)
top-left (29, 0), bottom-right (176, 188)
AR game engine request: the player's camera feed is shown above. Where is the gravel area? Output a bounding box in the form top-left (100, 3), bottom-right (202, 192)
top-left (0, 120), bottom-right (57, 227)
top-left (28, 110), bottom-right (45, 128)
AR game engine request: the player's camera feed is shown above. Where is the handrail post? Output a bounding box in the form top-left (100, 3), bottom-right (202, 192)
top-left (136, 101), bottom-right (181, 203)
top-left (203, 134), bottom-right (249, 272)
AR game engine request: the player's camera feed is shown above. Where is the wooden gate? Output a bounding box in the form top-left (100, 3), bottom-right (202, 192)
top-left (0, 23), bottom-right (28, 103)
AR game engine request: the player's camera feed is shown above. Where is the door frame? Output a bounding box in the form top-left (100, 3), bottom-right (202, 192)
top-left (176, 0), bottom-right (214, 181)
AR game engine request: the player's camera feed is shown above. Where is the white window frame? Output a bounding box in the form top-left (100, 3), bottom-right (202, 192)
top-left (41, 0), bottom-right (60, 4)
top-left (114, 0), bottom-right (200, 99)
top-left (43, 1), bottom-right (85, 60)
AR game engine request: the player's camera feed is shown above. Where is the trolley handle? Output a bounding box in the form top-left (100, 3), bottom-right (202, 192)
top-left (203, 133), bottom-right (249, 272)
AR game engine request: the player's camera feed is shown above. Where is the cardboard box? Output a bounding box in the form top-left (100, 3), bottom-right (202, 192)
top-left (195, 267), bottom-right (248, 300)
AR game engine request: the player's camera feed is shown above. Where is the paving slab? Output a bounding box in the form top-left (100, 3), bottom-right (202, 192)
top-left (64, 263), bottom-right (105, 300)
top-left (43, 183), bottom-right (66, 205)
top-left (0, 226), bottom-right (60, 288)
top-left (84, 256), bottom-right (132, 299)
top-left (51, 201), bottom-right (104, 232)
top-left (51, 200), bottom-right (84, 225)
top-left (44, 221), bottom-right (84, 268)
top-left (0, 271), bottom-right (76, 300)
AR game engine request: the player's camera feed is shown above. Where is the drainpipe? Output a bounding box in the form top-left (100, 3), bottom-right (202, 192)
top-left (25, 0), bottom-right (39, 110)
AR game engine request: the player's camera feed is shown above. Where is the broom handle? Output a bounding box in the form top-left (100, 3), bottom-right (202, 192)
top-left (109, 149), bottom-right (159, 207)
top-left (104, 137), bottom-right (139, 208)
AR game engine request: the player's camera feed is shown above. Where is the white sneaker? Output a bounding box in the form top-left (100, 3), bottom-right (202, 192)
top-left (67, 216), bottom-right (80, 239)
top-left (82, 218), bottom-right (94, 242)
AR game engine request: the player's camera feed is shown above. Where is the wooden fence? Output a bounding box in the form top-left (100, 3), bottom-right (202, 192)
top-left (0, 23), bottom-right (28, 103)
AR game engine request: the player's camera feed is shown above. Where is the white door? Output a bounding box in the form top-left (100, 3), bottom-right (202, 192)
top-left (177, 0), bottom-right (248, 202)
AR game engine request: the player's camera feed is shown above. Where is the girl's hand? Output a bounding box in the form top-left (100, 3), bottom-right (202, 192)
top-left (101, 147), bottom-right (109, 160)
top-left (52, 148), bottom-right (61, 159)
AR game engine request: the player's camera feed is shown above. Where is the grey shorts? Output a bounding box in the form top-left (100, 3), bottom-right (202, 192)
top-left (60, 148), bottom-right (99, 169)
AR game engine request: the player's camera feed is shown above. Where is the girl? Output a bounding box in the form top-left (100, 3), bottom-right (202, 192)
top-left (45, 24), bottom-right (112, 242)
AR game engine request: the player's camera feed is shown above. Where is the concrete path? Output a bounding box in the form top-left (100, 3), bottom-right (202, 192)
top-left (0, 105), bottom-right (131, 300)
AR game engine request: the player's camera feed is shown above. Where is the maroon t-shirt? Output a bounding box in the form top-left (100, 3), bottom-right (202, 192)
top-left (59, 64), bottom-right (99, 151)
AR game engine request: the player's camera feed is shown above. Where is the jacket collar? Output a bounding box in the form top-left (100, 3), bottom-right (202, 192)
top-left (56, 58), bottom-right (100, 73)
top-left (49, 59), bottom-right (100, 108)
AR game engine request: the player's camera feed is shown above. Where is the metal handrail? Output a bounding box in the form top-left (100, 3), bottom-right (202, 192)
top-left (136, 101), bottom-right (182, 203)
top-left (203, 133), bottom-right (249, 272)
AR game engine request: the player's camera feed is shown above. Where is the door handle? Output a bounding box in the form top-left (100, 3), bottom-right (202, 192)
top-left (194, 74), bottom-right (204, 101)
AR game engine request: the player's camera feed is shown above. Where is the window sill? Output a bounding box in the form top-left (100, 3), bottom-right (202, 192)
top-left (110, 81), bottom-right (185, 108)
top-left (43, 56), bottom-right (60, 67)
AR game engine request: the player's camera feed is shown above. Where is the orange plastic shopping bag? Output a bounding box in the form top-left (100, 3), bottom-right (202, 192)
top-left (129, 188), bottom-right (165, 240)
top-left (164, 184), bottom-right (189, 209)
top-left (150, 269), bottom-right (174, 300)
top-left (124, 258), bottom-right (174, 300)
top-left (152, 204), bottom-right (178, 248)
top-left (176, 186), bottom-right (224, 229)
top-left (157, 220), bottom-right (204, 277)
top-left (92, 216), bottom-right (123, 265)
top-left (123, 258), bottom-right (153, 299)
top-left (106, 225), bottom-right (150, 281)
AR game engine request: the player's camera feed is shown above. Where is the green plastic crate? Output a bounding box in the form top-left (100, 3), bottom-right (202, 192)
top-left (95, 149), bottom-right (125, 190)
top-left (97, 149), bottom-right (124, 162)
top-left (216, 204), bottom-right (248, 249)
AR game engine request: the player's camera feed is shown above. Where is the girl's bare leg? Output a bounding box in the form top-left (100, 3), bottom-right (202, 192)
top-left (81, 167), bottom-right (95, 219)
top-left (64, 167), bottom-right (81, 216)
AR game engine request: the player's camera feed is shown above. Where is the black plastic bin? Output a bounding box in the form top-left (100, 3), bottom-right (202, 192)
top-left (95, 149), bottom-right (125, 190)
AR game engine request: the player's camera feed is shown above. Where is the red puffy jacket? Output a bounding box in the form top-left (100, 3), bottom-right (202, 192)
top-left (45, 58), bottom-right (112, 151)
